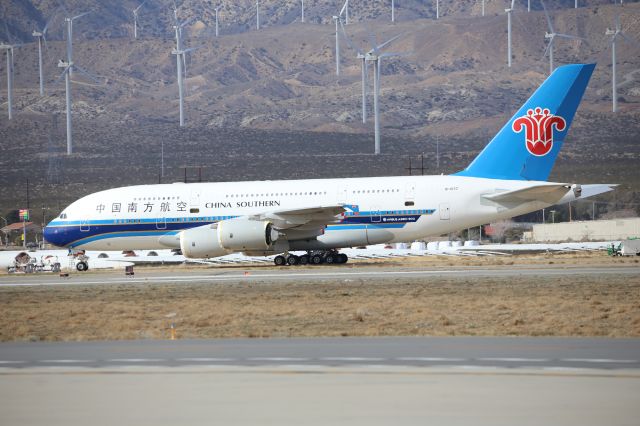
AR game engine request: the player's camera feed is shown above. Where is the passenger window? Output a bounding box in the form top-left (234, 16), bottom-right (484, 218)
top-left (190, 208), bottom-right (200, 214)
top-left (405, 201), bottom-right (415, 207)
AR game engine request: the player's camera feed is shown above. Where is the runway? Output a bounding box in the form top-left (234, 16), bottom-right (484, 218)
top-left (1, 337), bottom-right (639, 370)
top-left (1, 337), bottom-right (639, 426)
top-left (1, 264), bottom-right (639, 287)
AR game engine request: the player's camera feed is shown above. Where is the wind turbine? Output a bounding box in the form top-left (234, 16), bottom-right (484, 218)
top-left (505, 0), bottom-right (515, 68)
top-left (542, 1), bottom-right (583, 75)
top-left (341, 24), bottom-right (407, 154)
top-left (1, 26), bottom-right (21, 120)
top-left (0, 44), bottom-right (16, 120)
top-left (605, 16), bottom-right (637, 112)
top-left (64, 12), bottom-right (89, 77)
top-left (32, 10), bottom-right (58, 96)
top-left (340, 21), bottom-right (401, 126)
top-left (133, 0), bottom-right (147, 39)
top-left (340, 0), bottom-right (349, 25)
top-left (55, 43), bottom-right (101, 154)
top-left (171, 11), bottom-right (197, 126)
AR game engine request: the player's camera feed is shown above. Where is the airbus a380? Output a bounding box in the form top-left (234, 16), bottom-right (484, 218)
top-left (44, 64), bottom-right (614, 266)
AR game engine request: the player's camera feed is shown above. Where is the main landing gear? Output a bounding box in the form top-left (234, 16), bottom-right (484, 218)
top-left (274, 250), bottom-right (348, 266)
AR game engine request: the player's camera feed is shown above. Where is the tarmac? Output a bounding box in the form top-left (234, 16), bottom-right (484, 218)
top-left (1, 264), bottom-right (639, 287)
top-left (1, 337), bottom-right (639, 426)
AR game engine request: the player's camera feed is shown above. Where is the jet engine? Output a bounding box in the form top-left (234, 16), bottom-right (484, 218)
top-left (179, 219), bottom-right (278, 258)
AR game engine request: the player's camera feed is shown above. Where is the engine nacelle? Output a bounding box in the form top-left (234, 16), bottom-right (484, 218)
top-left (179, 224), bottom-right (228, 259)
top-left (179, 219), bottom-right (278, 258)
top-left (218, 218), bottom-right (278, 251)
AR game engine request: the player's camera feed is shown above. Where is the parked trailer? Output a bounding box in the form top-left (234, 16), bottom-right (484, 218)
top-left (621, 239), bottom-right (640, 256)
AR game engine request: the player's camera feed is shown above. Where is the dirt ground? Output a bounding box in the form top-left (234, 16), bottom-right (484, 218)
top-left (0, 252), bottom-right (639, 342)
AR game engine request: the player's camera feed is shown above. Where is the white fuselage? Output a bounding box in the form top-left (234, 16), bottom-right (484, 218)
top-left (44, 175), bottom-right (575, 253)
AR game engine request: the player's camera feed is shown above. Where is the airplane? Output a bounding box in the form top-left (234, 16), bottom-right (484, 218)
top-left (44, 63), bottom-right (615, 266)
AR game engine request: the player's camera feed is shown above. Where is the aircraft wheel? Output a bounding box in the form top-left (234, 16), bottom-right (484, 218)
top-left (286, 255), bottom-right (299, 266)
top-left (325, 253), bottom-right (336, 264)
top-left (338, 253), bottom-right (348, 264)
top-left (299, 255), bottom-right (309, 265)
top-left (310, 254), bottom-right (323, 265)
top-left (76, 261), bottom-right (88, 272)
top-left (274, 255), bottom-right (286, 266)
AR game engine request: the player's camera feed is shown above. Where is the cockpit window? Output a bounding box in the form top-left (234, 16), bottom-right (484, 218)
top-left (59, 213), bottom-right (67, 219)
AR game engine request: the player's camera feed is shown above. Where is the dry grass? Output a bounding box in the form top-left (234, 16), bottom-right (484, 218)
top-left (1, 253), bottom-right (638, 342)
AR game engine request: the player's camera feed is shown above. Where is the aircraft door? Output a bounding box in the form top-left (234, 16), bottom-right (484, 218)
top-left (338, 187), bottom-right (348, 204)
top-left (439, 203), bottom-right (451, 220)
top-left (80, 219), bottom-right (90, 232)
top-left (404, 183), bottom-right (416, 201)
top-left (190, 189), bottom-right (201, 207)
top-left (371, 206), bottom-right (381, 223)
top-left (156, 216), bottom-right (167, 230)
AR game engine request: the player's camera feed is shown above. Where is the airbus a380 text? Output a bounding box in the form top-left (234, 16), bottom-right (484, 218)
top-left (44, 64), bottom-right (614, 266)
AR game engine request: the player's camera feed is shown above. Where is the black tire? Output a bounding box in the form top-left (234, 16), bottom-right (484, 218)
top-left (338, 253), bottom-right (348, 264)
top-left (299, 255), bottom-right (309, 265)
top-left (310, 254), bottom-right (323, 265)
top-left (325, 254), bottom-right (336, 264)
top-left (287, 255), bottom-right (299, 266)
top-left (76, 261), bottom-right (88, 272)
top-left (274, 255), bottom-right (286, 266)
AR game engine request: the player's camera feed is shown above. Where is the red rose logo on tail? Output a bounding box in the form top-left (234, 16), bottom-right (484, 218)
top-left (512, 107), bottom-right (566, 156)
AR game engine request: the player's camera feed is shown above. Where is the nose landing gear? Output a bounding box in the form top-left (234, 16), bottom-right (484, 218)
top-left (274, 250), bottom-right (348, 266)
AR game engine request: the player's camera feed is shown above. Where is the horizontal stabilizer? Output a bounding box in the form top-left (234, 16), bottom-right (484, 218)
top-left (483, 184), bottom-right (572, 204)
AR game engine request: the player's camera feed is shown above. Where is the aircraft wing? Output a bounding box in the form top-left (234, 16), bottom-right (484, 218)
top-left (482, 184), bottom-right (572, 204)
top-left (249, 205), bottom-right (347, 230)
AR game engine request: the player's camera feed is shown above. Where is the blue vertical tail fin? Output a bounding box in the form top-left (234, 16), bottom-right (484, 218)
top-left (455, 64), bottom-right (595, 181)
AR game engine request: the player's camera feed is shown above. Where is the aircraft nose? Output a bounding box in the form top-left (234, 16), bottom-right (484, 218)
top-left (44, 224), bottom-right (69, 247)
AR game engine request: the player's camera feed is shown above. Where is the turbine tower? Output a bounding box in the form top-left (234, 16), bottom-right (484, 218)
top-left (542, 1), bottom-right (583, 75)
top-left (0, 43), bottom-right (17, 119)
top-left (256, 0), bottom-right (260, 30)
top-left (605, 16), bottom-right (637, 112)
top-left (392, 0), bottom-right (395, 23)
top-left (214, 6), bottom-right (220, 37)
top-left (333, 16), bottom-right (340, 76)
top-left (133, 1), bottom-right (147, 39)
top-left (436, 0), bottom-right (439, 20)
top-left (301, 0), bottom-right (305, 23)
top-left (505, 0), bottom-right (515, 68)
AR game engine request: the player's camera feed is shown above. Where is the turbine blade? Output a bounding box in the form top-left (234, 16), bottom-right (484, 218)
top-left (543, 39), bottom-right (553, 58)
top-left (134, 0), bottom-right (147, 14)
top-left (555, 33), bottom-right (584, 40)
top-left (43, 6), bottom-right (61, 34)
top-left (339, 19), bottom-right (363, 55)
top-left (71, 12), bottom-right (90, 21)
top-left (541, 1), bottom-right (554, 33)
top-left (376, 33), bottom-right (403, 52)
top-left (620, 33), bottom-right (639, 48)
top-left (53, 67), bottom-right (70, 85)
top-left (378, 50), bottom-right (411, 59)
top-left (364, 24), bottom-right (379, 54)
top-left (73, 65), bottom-right (103, 84)
top-left (511, 0), bottom-right (516, 9)
top-left (615, 15), bottom-right (621, 32)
